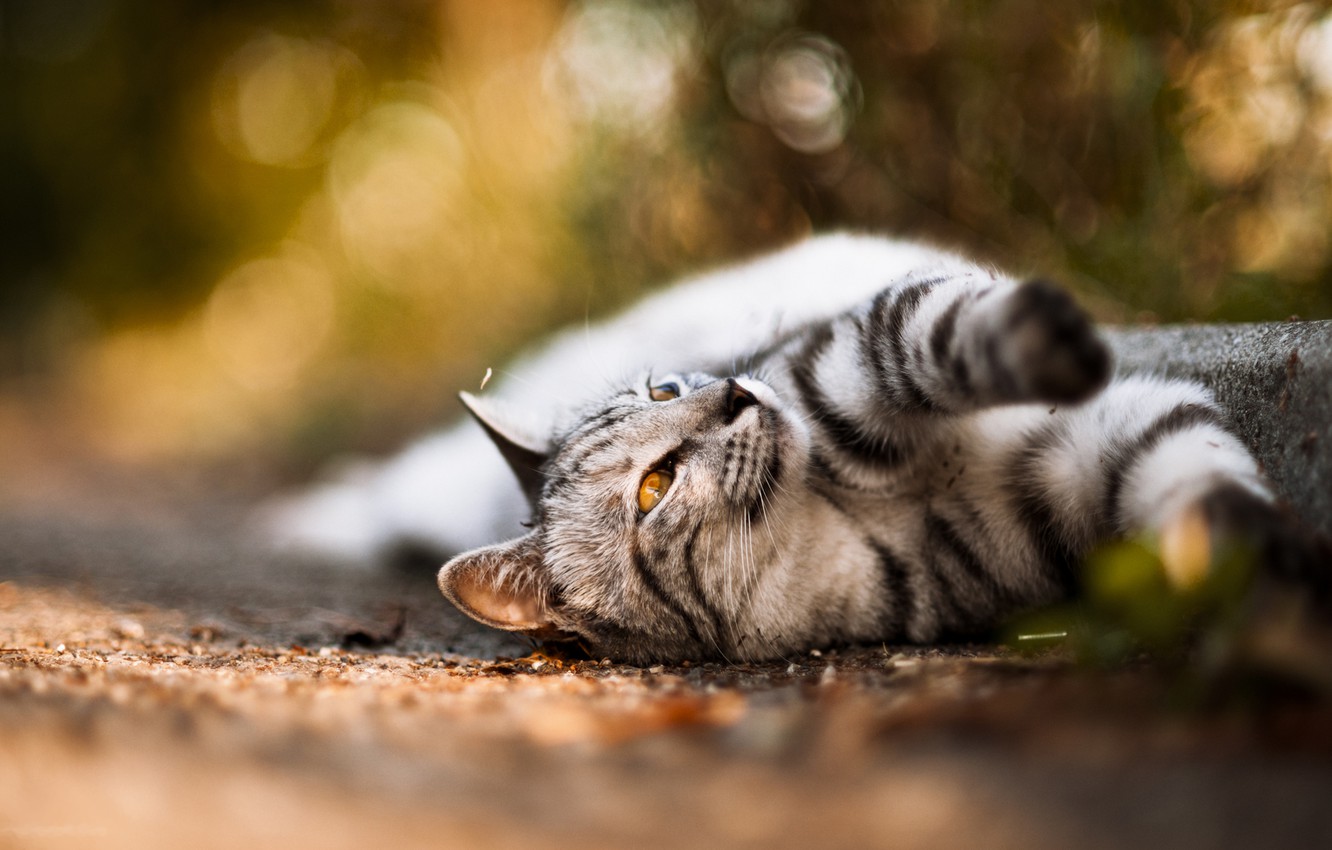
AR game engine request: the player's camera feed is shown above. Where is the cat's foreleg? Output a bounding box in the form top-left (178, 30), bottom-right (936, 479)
top-left (924, 278), bottom-right (1114, 410)
top-left (843, 274), bottom-right (1113, 416)
top-left (777, 274), bottom-right (1114, 473)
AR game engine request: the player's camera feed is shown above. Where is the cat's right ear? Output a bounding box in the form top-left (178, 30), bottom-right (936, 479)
top-left (459, 391), bottom-right (550, 508)
top-left (437, 532), bottom-right (570, 640)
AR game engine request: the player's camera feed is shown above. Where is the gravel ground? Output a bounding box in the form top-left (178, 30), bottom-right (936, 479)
top-left (3, 473), bottom-right (1332, 850)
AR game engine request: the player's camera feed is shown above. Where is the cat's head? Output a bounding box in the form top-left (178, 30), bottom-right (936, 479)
top-left (437, 372), bottom-right (811, 663)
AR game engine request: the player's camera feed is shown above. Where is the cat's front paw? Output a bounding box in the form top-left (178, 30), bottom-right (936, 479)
top-left (1004, 279), bottom-right (1111, 403)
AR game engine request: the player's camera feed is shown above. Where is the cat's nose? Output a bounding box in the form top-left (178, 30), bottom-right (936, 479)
top-left (725, 378), bottom-right (759, 420)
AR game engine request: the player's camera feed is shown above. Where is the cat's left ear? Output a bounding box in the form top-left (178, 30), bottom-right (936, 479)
top-left (459, 391), bottom-right (551, 508)
top-left (437, 532), bottom-right (570, 640)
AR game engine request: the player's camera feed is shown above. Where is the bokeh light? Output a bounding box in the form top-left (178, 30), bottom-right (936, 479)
top-left (212, 33), bottom-right (362, 168)
top-left (204, 248), bottom-right (335, 393)
top-left (546, 0), bottom-right (699, 137)
top-left (328, 98), bottom-right (469, 284)
top-left (727, 32), bottom-right (858, 154)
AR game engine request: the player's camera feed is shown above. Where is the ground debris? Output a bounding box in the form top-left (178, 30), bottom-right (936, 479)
top-left (3, 528), bottom-right (1332, 850)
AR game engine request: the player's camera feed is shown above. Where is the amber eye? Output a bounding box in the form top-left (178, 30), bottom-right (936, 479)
top-left (649, 382), bottom-right (679, 402)
top-left (638, 469), bottom-right (673, 513)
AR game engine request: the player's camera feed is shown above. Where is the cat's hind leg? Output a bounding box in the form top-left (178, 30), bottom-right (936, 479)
top-left (1087, 376), bottom-right (1327, 599)
top-left (1004, 375), bottom-right (1271, 587)
top-left (1159, 483), bottom-right (1332, 602)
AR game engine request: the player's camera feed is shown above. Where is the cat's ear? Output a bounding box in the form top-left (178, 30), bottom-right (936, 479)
top-left (437, 532), bottom-right (569, 639)
top-left (459, 391), bottom-right (550, 508)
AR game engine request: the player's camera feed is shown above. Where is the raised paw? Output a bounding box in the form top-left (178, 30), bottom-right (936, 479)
top-left (1003, 279), bottom-right (1111, 403)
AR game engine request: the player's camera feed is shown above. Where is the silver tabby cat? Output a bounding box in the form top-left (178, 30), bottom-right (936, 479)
top-left (434, 236), bottom-right (1288, 664)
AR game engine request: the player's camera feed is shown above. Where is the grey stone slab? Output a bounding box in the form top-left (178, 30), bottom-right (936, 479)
top-left (1106, 321), bottom-right (1331, 536)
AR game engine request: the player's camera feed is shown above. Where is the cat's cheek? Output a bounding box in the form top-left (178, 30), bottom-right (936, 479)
top-left (682, 470), bottom-right (719, 505)
top-left (771, 409), bottom-right (812, 477)
top-left (770, 401), bottom-right (810, 448)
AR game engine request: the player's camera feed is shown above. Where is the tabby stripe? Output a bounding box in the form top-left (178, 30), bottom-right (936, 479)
top-left (630, 541), bottom-right (703, 646)
top-left (810, 482), bottom-right (857, 517)
top-left (681, 522), bottom-right (726, 646)
top-left (1102, 403), bottom-right (1229, 528)
top-left (924, 542), bottom-right (968, 632)
top-left (898, 347), bottom-right (935, 411)
top-left (804, 455), bottom-right (857, 495)
top-left (1007, 423), bottom-right (1080, 594)
top-left (862, 290), bottom-right (893, 400)
top-left (865, 280), bottom-right (939, 410)
top-left (886, 280), bottom-right (941, 410)
top-left (743, 321), bottom-right (817, 373)
top-left (807, 452), bottom-right (844, 489)
top-left (788, 318), bottom-right (836, 393)
top-left (580, 405), bottom-right (635, 435)
top-left (950, 347), bottom-right (971, 396)
top-left (929, 294), bottom-right (965, 369)
top-left (791, 325), bottom-right (906, 467)
top-left (561, 435), bottom-right (619, 478)
top-left (925, 511), bottom-right (1011, 611)
top-left (787, 321), bottom-right (837, 436)
top-left (721, 436), bottom-right (737, 489)
top-left (869, 538), bottom-right (913, 638)
top-left (807, 397), bottom-right (906, 467)
top-left (929, 292), bottom-right (979, 405)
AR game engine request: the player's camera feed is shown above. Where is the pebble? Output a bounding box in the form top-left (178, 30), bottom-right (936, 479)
top-left (113, 619), bottom-right (145, 640)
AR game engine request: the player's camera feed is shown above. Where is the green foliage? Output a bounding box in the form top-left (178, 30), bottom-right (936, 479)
top-left (1007, 536), bottom-right (1255, 668)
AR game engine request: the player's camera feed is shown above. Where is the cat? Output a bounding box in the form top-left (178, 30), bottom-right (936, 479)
top-left (268, 234), bottom-right (1324, 663)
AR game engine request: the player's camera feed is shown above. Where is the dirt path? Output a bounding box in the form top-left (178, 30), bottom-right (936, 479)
top-left (3, 488), bottom-right (1332, 849)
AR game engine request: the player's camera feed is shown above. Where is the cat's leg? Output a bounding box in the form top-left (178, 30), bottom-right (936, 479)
top-left (1105, 393), bottom-right (1332, 597)
top-left (1009, 374), bottom-right (1328, 598)
top-left (782, 272), bottom-right (1111, 430)
top-left (905, 276), bottom-right (1112, 411)
top-left (1098, 380), bottom-right (1272, 587)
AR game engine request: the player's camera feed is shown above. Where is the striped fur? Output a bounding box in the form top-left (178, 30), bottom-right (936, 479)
top-left (433, 239), bottom-right (1285, 663)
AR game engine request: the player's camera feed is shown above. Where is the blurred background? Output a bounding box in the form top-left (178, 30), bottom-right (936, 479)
top-left (3, 0), bottom-right (1331, 487)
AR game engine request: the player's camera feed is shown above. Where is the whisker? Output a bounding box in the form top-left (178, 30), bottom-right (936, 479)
top-left (496, 368), bottom-right (540, 391)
